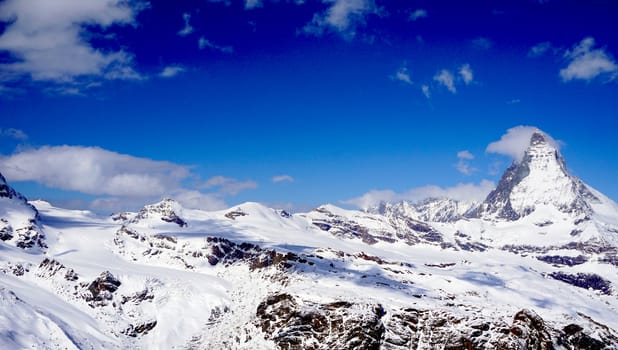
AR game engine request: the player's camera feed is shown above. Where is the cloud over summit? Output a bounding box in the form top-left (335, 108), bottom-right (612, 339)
top-left (345, 180), bottom-right (495, 210)
top-left (486, 126), bottom-right (561, 162)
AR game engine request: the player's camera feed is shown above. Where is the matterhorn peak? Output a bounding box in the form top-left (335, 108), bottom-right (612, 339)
top-left (529, 130), bottom-right (548, 146)
top-left (519, 130), bottom-right (564, 166)
top-left (520, 130), bottom-right (568, 177)
top-left (471, 131), bottom-right (597, 221)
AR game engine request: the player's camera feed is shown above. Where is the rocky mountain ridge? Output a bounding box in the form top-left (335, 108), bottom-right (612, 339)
top-left (0, 173), bottom-right (45, 251)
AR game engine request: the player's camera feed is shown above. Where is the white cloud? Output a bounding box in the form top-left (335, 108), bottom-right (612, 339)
top-left (459, 64), bottom-right (473, 84)
top-left (301, 0), bottom-right (378, 39)
top-left (433, 69), bottom-right (456, 93)
top-left (45, 86), bottom-right (84, 96)
top-left (272, 175), bottom-right (294, 183)
top-left (159, 65), bottom-right (186, 78)
top-left (455, 161), bottom-right (474, 175)
top-left (409, 9), bottom-right (427, 21)
top-left (89, 190), bottom-right (228, 213)
top-left (0, 128), bottom-right (28, 140)
top-left (455, 150), bottom-right (475, 175)
top-left (0, 146), bottom-right (190, 197)
top-left (177, 13), bottom-right (194, 37)
top-left (0, 144), bottom-right (261, 213)
top-left (528, 41), bottom-right (555, 57)
top-left (344, 189), bottom-right (397, 209)
top-left (207, 0), bottom-right (233, 5)
top-left (0, 145), bottom-right (261, 212)
top-left (421, 84), bottom-right (430, 98)
top-left (0, 0), bottom-right (145, 83)
top-left (198, 37), bottom-right (234, 53)
top-left (488, 161), bottom-right (503, 176)
top-left (172, 190), bottom-right (227, 210)
top-left (486, 125), bottom-right (561, 162)
top-left (560, 37), bottom-right (618, 82)
top-left (471, 37), bottom-right (492, 50)
top-left (200, 175), bottom-right (257, 195)
top-left (89, 196), bottom-right (156, 214)
top-left (410, 180), bottom-right (495, 202)
top-left (391, 66), bottom-right (412, 85)
top-left (457, 150), bottom-right (474, 160)
top-left (344, 180), bottom-right (496, 210)
top-left (245, 0), bottom-right (263, 9)
top-left (0, 85), bottom-right (25, 97)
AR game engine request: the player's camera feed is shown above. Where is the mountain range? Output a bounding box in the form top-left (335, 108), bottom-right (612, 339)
top-left (1, 131), bottom-right (617, 349)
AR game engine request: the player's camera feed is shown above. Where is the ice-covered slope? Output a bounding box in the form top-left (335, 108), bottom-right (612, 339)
top-left (1, 197), bottom-right (616, 348)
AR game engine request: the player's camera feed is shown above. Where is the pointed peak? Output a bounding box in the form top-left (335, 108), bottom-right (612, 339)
top-left (529, 131), bottom-right (547, 146)
top-left (526, 131), bottom-right (562, 155)
top-left (475, 129), bottom-right (597, 221)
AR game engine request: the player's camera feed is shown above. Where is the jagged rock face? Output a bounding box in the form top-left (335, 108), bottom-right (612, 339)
top-left (256, 293), bottom-right (385, 350)
top-left (373, 199), bottom-right (475, 224)
top-left (224, 208), bottom-right (248, 220)
top-left (85, 271), bottom-right (122, 307)
top-left (412, 198), bottom-right (473, 222)
top-left (472, 132), bottom-right (598, 221)
top-left (130, 198), bottom-right (187, 227)
top-left (255, 294), bottom-right (615, 350)
top-left (549, 272), bottom-right (612, 295)
top-left (0, 172), bottom-right (46, 251)
top-left (311, 207), bottom-right (394, 245)
top-left (0, 173), bottom-right (27, 202)
top-left (502, 309), bottom-right (553, 350)
top-left (37, 258), bottom-right (79, 281)
top-left (311, 206), bottom-right (447, 246)
top-left (122, 321), bottom-right (157, 337)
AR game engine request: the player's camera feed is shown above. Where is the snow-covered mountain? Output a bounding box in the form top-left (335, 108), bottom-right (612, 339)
top-left (372, 197), bottom-right (478, 223)
top-left (0, 173), bottom-right (45, 251)
top-left (2, 132), bottom-right (618, 349)
top-left (471, 131), bottom-right (602, 221)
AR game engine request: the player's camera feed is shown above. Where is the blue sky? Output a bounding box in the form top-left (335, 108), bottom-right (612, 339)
top-left (1, 0), bottom-right (617, 213)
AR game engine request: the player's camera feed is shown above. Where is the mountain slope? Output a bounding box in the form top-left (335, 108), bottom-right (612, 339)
top-left (0, 173), bottom-right (45, 251)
